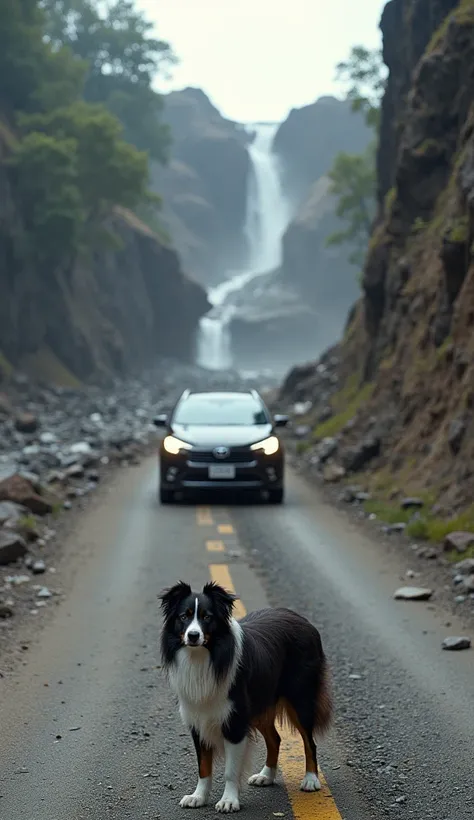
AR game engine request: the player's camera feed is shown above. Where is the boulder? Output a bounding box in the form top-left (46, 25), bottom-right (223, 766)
top-left (0, 529), bottom-right (28, 565)
top-left (394, 586), bottom-right (433, 601)
top-left (453, 558), bottom-right (474, 575)
top-left (444, 531), bottom-right (474, 554)
top-left (323, 463), bottom-right (346, 483)
top-left (0, 474), bottom-right (53, 516)
top-left (441, 636), bottom-right (471, 651)
top-left (401, 497), bottom-right (424, 510)
top-left (343, 437), bottom-right (381, 472)
top-left (0, 501), bottom-right (28, 526)
top-left (15, 412), bottom-right (39, 434)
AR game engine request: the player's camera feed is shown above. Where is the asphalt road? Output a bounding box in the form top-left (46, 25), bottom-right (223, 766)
top-left (0, 458), bottom-right (473, 820)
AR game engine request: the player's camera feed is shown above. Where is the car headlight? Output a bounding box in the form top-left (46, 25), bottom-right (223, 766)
top-left (163, 435), bottom-right (192, 455)
top-left (250, 436), bottom-right (280, 456)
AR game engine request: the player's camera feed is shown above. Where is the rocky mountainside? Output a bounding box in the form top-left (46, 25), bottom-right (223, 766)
top-left (0, 121), bottom-right (209, 386)
top-left (152, 88), bottom-right (251, 286)
top-left (279, 176), bottom-right (361, 343)
top-left (273, 96), bottom-right (371, 207)
top-left (282, 0), bottom-right (474, 527)
top-left (270, 98), bottom-right (372, 346)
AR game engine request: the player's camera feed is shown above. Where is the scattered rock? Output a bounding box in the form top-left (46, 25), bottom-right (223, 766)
top-left (443, 531), bottom-right (474, 554)
top-left (65, 463), bottom-right (85, 479)
top-left (32, 559), bottom-right (46, 575)
top-left (355, 491), bottom-right (371, 502)
top-left (323, 463), bottom-right (346, 483)
top-left (36, 587), bottom-right (52, 599)
top-left (454, 558), bottom-right (474, 575)
top-left (416, 546), bottom-right (438, 560)
top-left (384, 523), bottom-right (407, 534)
top-left (394, 586), bottom-right (433, 601)
top-left (441, 636), bottom-right (471, 651)
top-left (401, 497), bottom-right (424, 510)
top-left (294, 425), bottom-right (311, 439)
top-left (292, 401), bottom-right (312, 416)
top-left (0, 474), bottom-right (53, 516)
top-left (14, 412), bottom-right (39, 434)
top-left (343, 436), bottom-right (381, 472)
top-left (0, 602), bottom-right (14, 618)
top-left (0, 530), bottom-right (28, 565)
top-left (460, 575), bottom-right (474, 593)
top-left (0, 501), bottom-right (28, 526)
top-left (316, 437), bottom-right (338, 463)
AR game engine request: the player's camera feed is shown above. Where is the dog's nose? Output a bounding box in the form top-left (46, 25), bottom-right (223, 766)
top-left (187, 630), bottom-right (200, 645)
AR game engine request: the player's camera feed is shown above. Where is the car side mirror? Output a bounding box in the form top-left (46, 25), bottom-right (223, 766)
top-left (153, 414), bottom-right (168, 427)
top-left (273, 414), bottom-right (289, 428)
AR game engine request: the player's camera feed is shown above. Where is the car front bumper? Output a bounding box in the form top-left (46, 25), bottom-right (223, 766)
top-left (159, 447), bottom-right (284, 492)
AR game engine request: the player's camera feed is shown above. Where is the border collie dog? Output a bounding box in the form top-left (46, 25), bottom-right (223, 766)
top-left (160, 581), bottom-right (332, 813)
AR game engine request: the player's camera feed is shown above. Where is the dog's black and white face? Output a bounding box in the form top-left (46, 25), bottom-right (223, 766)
top-left (160, 581), bottom-right (237, 655)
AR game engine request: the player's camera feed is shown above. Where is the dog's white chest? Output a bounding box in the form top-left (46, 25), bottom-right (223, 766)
top-left (168, 648), bottom-right (233, 749)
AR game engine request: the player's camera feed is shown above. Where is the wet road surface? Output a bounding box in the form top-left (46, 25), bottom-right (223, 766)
top-left (0, 458), bottom-right (473, 819)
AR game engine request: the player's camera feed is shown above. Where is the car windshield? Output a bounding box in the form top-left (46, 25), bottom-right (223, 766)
top-left (173, 395), bottom-right (269, 426)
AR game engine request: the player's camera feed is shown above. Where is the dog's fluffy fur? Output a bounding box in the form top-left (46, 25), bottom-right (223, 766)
top-left (160, 581), bottom-right (332, 813)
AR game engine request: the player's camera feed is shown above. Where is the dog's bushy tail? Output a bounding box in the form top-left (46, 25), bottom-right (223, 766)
top-left (276, 657), bottom-right (333, 739)
top-left (314, 658), bottom-right (333, 735)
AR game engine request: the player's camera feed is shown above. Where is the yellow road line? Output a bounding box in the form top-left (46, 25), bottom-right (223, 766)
top-left (278, 739), bottom-right (340, 819)
top-left (209, 562), bottom-right (342, 820)
top-left (208, 564), bottom-right (246, 619)
top-left (196, 507), bottom-right (213, 526)
top-left (206, 540), bottom-right (225, 553)
top-left (217, 524), bottom-right (234, 535)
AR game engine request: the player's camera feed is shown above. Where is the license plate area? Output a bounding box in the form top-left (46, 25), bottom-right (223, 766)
top-left (208, 464), bottom-right (236, 480)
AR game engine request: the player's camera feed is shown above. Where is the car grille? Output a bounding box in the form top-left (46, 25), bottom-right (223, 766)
top-left (188, 449), bottom-right (253, 464)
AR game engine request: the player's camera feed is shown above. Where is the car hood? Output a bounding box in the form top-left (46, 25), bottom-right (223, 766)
top-left (170, 423), bottom-right (273, 448)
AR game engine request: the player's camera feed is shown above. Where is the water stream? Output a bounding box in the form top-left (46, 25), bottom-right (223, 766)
top-left (195, 123), bottom-right (291, 372)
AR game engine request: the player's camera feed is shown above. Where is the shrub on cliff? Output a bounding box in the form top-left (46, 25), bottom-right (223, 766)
top-left (325, 47), bottom-right (386, 270)
top-left (10, 102), bottom-right (150, 265)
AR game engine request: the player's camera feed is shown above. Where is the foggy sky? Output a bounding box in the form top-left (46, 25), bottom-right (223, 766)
top-left (137, 0), bottom-right (387, 122)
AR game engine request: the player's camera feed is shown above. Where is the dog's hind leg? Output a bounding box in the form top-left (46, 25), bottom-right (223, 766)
top-left (179, 729), bottom-right (213, 808)
top-left (248, 717), bottom-right (280, 787)
top-left (283, 701), bottom-right (322, 792)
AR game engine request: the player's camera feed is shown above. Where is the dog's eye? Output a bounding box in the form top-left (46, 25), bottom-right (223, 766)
top-left (179, 613), bottom-right (188, 622)
top-left (203, 614), bottom-right (211, 622)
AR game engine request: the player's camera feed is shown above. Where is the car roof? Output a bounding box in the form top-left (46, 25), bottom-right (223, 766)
top-left (180, 390), bottom-right (260, 402)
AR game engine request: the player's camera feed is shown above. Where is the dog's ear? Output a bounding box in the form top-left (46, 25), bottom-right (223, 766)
top-left (203, 581), bottom-right (237, 621)
top-left (159, 581), bottom-right (192, 620)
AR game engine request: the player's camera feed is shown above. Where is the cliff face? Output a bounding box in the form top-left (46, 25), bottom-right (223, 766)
top-left (153, 88), bottom-right (251, 286)
top-left (0, 124), bottom-right (209, 385)
top-left (285, 0), bottom-right (474, 516)
top-left (274, 98), bottom-right (371, 345)
top-left (273, 96), bottom-right (371, 206)
top-left (279, 176), bottom-right (361, 336)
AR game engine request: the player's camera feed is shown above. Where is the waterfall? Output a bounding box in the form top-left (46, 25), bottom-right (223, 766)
top-left (196, 123), bottom-right (291, 372)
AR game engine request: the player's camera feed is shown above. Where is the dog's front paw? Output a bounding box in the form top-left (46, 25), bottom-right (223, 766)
top-left (215, 797), bottom-right (240, 813)
top-left (180, 793), bottom-right (208, 808)
top-left (248, 765), bottom-right (276, 787)
top-left (300, 772), bottom-right (322, 792)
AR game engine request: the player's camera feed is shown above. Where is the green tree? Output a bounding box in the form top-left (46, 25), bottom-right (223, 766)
top-left (40, 0), bottom-right (175, 160)
top-left (10, 130), bottom-right (84, 264)
top-left (335, 46), bottom-right (386, 130)
top-left (19, 101), bottom-right (150, 220)
top-left (0, 0), bottom-right (83, 114)
top-left (326, 144), bottom-right (376, 267)
top-left (325, 45), bottom-right (386, 268)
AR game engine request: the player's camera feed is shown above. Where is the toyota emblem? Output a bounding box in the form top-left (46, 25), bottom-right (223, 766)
top-left (213, 446), bottom-right (230, 459)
